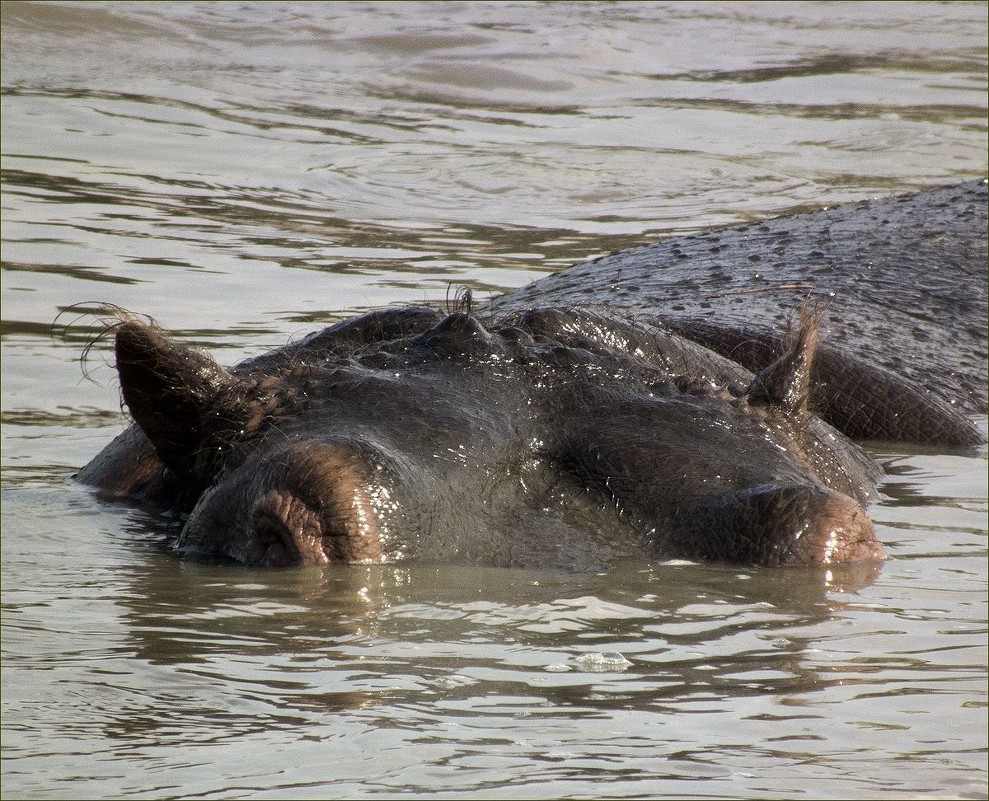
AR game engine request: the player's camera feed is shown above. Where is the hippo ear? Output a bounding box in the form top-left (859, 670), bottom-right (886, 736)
top-left (744, 304), bottom-right (822, 417)
top-left (114, 320), bottom-right (237, 477)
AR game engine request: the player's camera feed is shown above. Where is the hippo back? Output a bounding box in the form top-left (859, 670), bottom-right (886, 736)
top-left (493, 180), bottom-right (988, 420)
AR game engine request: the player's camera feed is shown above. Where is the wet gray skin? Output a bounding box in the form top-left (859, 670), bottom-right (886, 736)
top-left (494, 180), bottom-right (988, 445)
top-left (77, 181), bottom-right (986, 569)
top-left (80, 304), bottom-right (882, 569)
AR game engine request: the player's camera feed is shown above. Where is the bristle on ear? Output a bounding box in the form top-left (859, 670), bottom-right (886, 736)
top-left (114, 320), bottom-right (235, 478)
top-left (744, 302), bottom-right (825, 417)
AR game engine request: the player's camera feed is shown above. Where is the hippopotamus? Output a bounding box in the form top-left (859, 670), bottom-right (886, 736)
top-left (77, 180), bottom-right (987, 570)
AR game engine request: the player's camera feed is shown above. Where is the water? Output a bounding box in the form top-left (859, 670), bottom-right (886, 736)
top-left (2, 2), bottom-right (987, 798)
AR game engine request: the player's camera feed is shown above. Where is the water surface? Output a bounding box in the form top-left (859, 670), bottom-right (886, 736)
top-left (2, 2), bottom-right (987, 798)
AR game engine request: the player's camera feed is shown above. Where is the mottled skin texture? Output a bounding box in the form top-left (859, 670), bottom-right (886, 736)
top-left (494, 180), bottom-right (988, 444)
top-left (77, 181), bottom-right (987, 569)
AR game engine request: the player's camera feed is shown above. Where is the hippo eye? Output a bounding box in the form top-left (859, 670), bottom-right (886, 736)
top-left (251, 488), bottom-right (332, 566)
top-left (254, 444), bottom-right (387, 565)
top-left (668, 483), bottom-right (883, 567)
top-left (180, 442), bottom-right (389, 566)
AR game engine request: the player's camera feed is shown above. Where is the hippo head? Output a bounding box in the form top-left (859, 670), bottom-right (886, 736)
top-left (105, 305), bottom-right (885, 569)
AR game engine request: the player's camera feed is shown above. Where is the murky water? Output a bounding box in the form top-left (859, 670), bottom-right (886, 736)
top-left (2, 2), bottom-right (987, 798)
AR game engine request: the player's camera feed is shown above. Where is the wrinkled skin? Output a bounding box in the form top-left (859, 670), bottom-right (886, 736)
top-left (77, 181), bottom-right (987, 570)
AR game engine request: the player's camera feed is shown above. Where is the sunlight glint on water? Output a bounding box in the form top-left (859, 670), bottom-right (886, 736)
top-left (1, 2), bottom-right (986, 799)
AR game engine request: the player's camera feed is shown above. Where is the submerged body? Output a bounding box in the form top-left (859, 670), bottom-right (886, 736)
top-left (78, 182), bottom-right (987, 569)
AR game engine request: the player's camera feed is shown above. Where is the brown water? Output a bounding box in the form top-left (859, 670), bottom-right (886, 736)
top-left (2, 2), bottom-right (987, 798)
